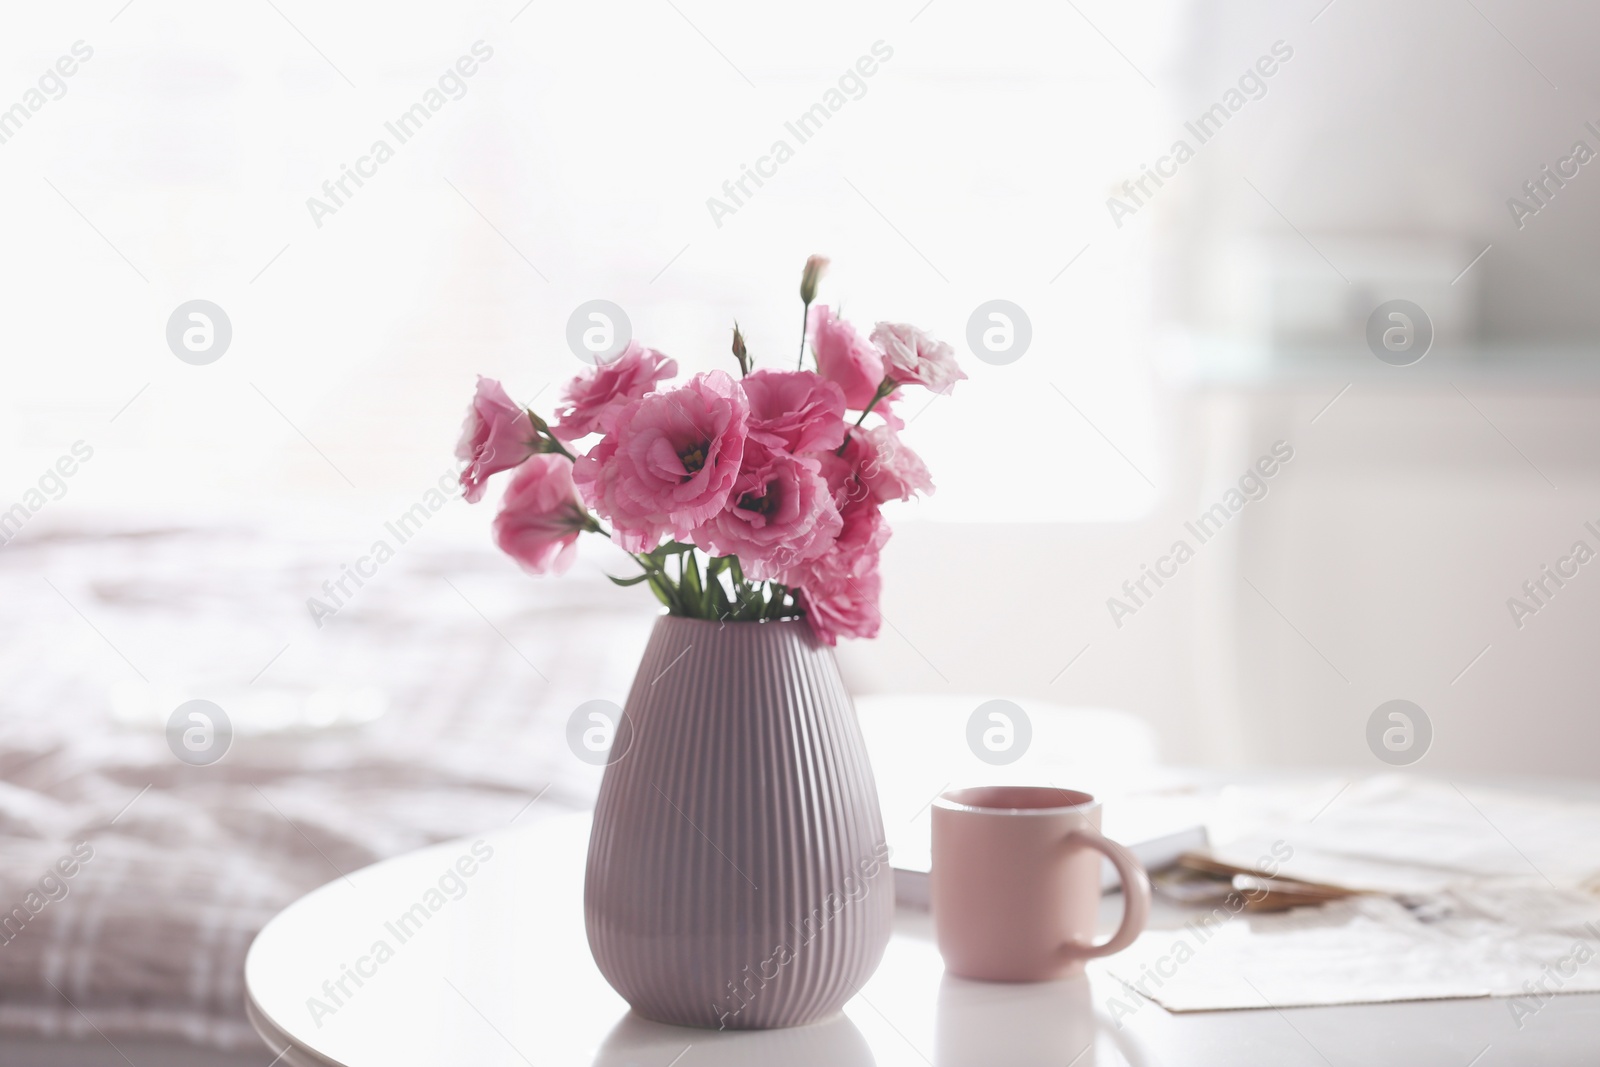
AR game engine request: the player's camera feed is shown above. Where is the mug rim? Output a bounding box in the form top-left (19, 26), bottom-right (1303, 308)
top-left (934, 785), bottom-right (1098, 815)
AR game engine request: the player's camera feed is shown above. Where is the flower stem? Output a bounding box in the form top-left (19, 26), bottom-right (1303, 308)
top-left (796, 301), bottom-right (811, 369)
top-left (528, 410), bottom-right (576, 460)
top-left (835, 377), bottom-right (897, 456)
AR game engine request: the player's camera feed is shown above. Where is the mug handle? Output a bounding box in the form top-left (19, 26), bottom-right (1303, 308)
top-left (1061, 829), bottom-right (1152, 960)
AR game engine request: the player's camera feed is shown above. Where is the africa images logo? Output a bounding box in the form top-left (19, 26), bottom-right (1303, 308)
top-left (305, 41), bottom-right (494, 228)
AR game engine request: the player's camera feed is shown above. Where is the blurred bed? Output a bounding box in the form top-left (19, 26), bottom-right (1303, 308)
top-left (0, 524), bottom-right (651, 1064)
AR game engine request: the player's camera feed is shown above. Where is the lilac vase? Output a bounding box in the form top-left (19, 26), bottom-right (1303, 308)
top-left (584, 615), bottom-right (894, 1030)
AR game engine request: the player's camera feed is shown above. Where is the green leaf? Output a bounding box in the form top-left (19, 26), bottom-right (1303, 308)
top-left (681, 551), bottom-right (703, 617)
top-left (649, 541), bottom-right (697, 560)
top-left (704, 558), bottom-right (729, 618)
top-left (608, 572), bottom-right (653, 587)
top-left (735, 572), bottom-right (763, 620)
top-left (645, 573), bottom-right (673, 610)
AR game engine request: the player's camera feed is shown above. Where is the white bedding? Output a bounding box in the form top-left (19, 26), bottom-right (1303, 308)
top-left (0, 524), bottom-right (652, 1052)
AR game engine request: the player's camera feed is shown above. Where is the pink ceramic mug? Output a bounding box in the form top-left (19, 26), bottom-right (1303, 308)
top-left (931, 786), bottom-right (1152, 982)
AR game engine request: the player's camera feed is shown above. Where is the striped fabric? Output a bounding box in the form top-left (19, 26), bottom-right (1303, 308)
top-left (0, 524), bottom-right (650, 1050)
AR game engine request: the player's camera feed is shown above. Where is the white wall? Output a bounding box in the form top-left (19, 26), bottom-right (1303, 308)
top-left (843, 382), bottom-right (1600, 778)
top-left (8, 0), bottom-right (1600, 779)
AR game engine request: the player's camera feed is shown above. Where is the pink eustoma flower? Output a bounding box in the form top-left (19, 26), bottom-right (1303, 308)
top-left (781, 459), bottom-right (888, 643)
top-left (574, 370), bottom-right (749, 552)
top-left (553, 341), bottom-right (678, 441)
top-left (693, 450), bottom-right (842, 581)
top-left (871, 322), bottom-right (967, 395)
top-left (742, 369), bottom-right (847, 454)
top-left (456, 376), bottom-right (537, 503)
top-left (492, 454), bottom-right (591, 575)
top-left (845, 423), bottom-right (934, 504)
top-left (810, 305), bottom-right (884, 410)
top-left (795, 551), bottom-right (882, 645)
top-left (833, 489), bottom-right (891, 560)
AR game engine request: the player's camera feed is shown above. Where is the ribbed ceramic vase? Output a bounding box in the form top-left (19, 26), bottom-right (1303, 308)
top-left (584, 615), bottom-right (894, 1030)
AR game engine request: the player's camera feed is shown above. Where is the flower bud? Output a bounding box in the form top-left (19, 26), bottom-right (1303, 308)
top-left (731, 323), bottom-right (749, 375)
top-left (800, 254), bottom-right (829, 305)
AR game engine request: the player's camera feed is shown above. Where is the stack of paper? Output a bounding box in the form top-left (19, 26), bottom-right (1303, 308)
top-left (1102, 776), bottom-right (1600, 1013)
top-left (1208, 776), bottom-right (1600, 895)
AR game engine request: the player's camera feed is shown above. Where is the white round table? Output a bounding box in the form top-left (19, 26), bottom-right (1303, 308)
top-left (245, 813), bottom-right (1600, 1066)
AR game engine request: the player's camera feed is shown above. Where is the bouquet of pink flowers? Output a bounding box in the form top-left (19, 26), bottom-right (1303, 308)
top-left (454, 256), bottom-right (964, 644)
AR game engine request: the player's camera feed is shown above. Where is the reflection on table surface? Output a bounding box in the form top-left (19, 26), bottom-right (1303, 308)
top-left (589, 972), bottom-right (1140, 1067)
